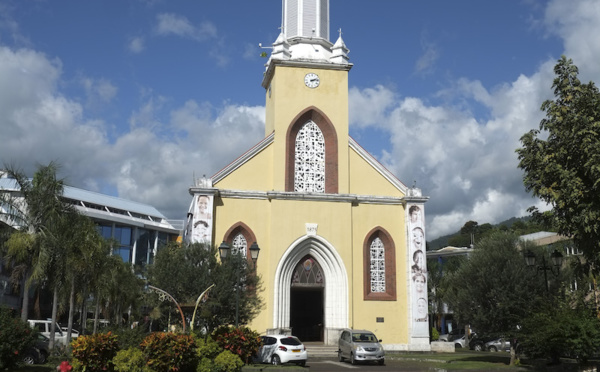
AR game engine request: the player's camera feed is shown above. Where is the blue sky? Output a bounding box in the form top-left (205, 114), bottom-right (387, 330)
top-left (1, 0), bottom-right (599, 239)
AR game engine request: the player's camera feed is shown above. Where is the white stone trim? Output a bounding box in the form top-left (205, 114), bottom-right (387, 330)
top-left (273, 234), bottom-right (348, 345)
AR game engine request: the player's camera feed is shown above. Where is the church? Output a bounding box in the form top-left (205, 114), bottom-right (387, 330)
top-left (185, 0), bottom-right (430, 350)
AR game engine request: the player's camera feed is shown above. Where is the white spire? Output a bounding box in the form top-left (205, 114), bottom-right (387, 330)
top-left (283, 0), bottom-right (329, 41)
top-left (330, 28), bottom-right (350, 64)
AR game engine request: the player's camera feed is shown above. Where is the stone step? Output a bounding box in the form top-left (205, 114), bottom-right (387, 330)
top-left (304, 343), bottom-right (339, 358)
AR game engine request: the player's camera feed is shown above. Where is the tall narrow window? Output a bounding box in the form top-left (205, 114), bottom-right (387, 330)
top-left (294, 120), bottom-right (325, 192)
top-left (363, 227), bottom-right (396, 301)
top-left (232, 233), bottom-right (247, 258)
top-left (370, 237), bottom-right (385, 293)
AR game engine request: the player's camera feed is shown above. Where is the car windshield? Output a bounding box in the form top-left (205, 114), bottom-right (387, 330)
top-left (280, 337), bottom-right (302, 346)
top-left (352, 333), bottom-right (377, 342)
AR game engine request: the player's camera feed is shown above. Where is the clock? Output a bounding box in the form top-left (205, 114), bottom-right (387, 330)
top-left (304, 73), bottom-right (320, 88)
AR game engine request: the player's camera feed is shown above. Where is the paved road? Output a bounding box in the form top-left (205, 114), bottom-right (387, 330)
top-left (305, 359), bottom-right (441, 372)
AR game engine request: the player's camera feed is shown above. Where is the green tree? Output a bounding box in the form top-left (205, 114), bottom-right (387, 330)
top-left (517, 56), bottom-right (600, 269)
top-left (148, 242), bottom-right (263, 332)
top-left (520, 297), bottom-right (600, 364)
top-left (442, 231), bottom-right (545, 365)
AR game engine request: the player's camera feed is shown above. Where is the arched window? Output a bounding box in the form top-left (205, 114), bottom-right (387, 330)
top-left (294, 121), bottom-right (325, 193)
top-left (232, 233), bottom-right (247, 258)
top-left (363, 227), bottom-right (396, 301)
top-left (285, 107), bottom-right (338, 193)
top-left (223, 222), bottom-right (257, 263)
top-left (369, 237), bottom-right (385, 293)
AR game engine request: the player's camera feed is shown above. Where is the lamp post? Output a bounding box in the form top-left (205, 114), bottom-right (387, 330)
top-left (524, 249), bottom-right (564, 293)
top-left (219, 241), bottom-right (260, 327)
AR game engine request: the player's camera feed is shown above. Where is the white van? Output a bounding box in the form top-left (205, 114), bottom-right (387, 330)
top-left (27, 320), bottom-right (75, 347)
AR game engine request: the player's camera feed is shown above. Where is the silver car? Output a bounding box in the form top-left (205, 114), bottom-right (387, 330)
top-left (338, 329), bottom-right (385, 365)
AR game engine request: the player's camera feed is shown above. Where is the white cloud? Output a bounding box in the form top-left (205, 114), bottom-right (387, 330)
top-left (80, 77), bottom-right (118, 109)
top-left (349, 64), bottom-right (556, 239)
top-left (0, 43), bottom-right (264, 220)
top-left (128, 36), bottom-right (145, 54)
top-left (156, 13), bottom-right (217, 42)
top-left (544, 0), bottom-right (600, 81)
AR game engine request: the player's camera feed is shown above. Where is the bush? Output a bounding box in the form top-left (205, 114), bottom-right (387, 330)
top-left (71, 332), bottom-right (119, 372)
top-left (211, 326), bottom-right (261, 364)
top-left (431, 327), bottom-right (439, 341)
top-left (140, 332), bottom-right (197, 372)
top-left (0, 307), bottom-right (36, 370)
top-left (195, 337), bottom-right (244, 372)
top-left (109, 325), bottom-right (149, 350)
top-left (113, 347), bottom-right (151, 372)
top-left (196, 336), bottom-right (223, 360)
top-left (213, 350), bottom-right (243, 372)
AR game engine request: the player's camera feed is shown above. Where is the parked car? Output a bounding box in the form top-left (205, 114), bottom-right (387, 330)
top-left (22, 334), bottom-right (50, 364)
top-left (253, 335), bottom-right (307, 366)
top-left (453, 335), bottom-right (466, 348)
top-left (469, 335), bottom-right (496, 351)
top-left (439, 327), bottom-right (471, 342)
top-left (61, 327), bottom-right (80, 338)
top-left (485, 338), bottom-right (511, 352)
top-left (338, 329), bottom-right (385, 365)
top-left (27, 319), bottom-right (73, 347)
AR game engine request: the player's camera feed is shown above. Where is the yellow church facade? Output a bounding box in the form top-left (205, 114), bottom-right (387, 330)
top-left (186, 0), bottom-right (430, 351)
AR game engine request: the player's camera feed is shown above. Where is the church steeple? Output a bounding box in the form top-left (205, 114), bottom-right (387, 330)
top-left (265, 0), bottom-right (351, 66)
top-left (282, 0), bottom-right (329, 41)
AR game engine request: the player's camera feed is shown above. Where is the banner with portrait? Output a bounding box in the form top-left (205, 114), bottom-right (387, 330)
top-left (184, 194), bottom-right (214, 246)
top-left (408, 203), bottom-right (429, 337)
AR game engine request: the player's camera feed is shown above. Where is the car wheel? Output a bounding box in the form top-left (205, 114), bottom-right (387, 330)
top-left (489, 346), bottom-right (498, 352)
top-left (473, 343), bottom-right (483, 351)
top-left (271, 354), bottom-right (281, 365)
top-left (338, 351), bottom-right (345, 362)
top-left (22, 354), bottom-right (36, 365)
top-left (351, 353), bottom-right (357, 365)
top-left (298, 361), bottom-right (306, 367)
top-left (378, 358), bottom-right (385, 366)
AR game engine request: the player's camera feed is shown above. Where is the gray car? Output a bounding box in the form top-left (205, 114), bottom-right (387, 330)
top-left (338, 329), bottom-right (385, 365)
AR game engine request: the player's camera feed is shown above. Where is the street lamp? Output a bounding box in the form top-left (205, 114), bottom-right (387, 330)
top-left (219, 241), bottom-right (260, 327)
top-left (524, 249), bottom-right (564, 292)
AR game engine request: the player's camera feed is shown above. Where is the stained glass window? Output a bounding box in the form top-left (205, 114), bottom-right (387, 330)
top-left (370, 237), bottom-right (385, 293)
top-left (232, 233), bottom-right (247, 258)
top-left (291, 256), bottom-right (324, 287)
top-left (294, 120), bottom-right (325, 193)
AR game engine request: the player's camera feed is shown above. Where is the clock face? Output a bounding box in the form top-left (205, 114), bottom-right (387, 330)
top-left (304, 73), bottom-right (320, 88)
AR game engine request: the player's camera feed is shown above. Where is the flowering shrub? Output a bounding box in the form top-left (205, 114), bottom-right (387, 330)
top-left (140, 332), bottom-right (197, 372)
top-left (211, 326), bottom-right (261, 364)
top-left (0, 308), bottom-right (36, 370)
top-left (71, 332), bottom-right (119, 372)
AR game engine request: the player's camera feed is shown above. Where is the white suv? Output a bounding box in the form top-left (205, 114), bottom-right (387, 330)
top-left (28, 320), bottom-right (75, 347)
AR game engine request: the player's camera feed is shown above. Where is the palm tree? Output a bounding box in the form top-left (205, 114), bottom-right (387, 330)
top-left (61, 213), bottom-right (110, 345)
top-left (1, 162), bottom-right (75, 349)
top-left (1, 163), bottom-right (71, 317)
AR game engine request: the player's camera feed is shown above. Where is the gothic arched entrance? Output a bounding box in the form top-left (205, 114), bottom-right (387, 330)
top-left (290, 255), bottom-right (324, 341)
top-left (273, 235), bottom-right (349, 345)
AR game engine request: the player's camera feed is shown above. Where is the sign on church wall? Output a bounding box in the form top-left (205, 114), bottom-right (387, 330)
top-left (408, 203), bottom-right (429, 337)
